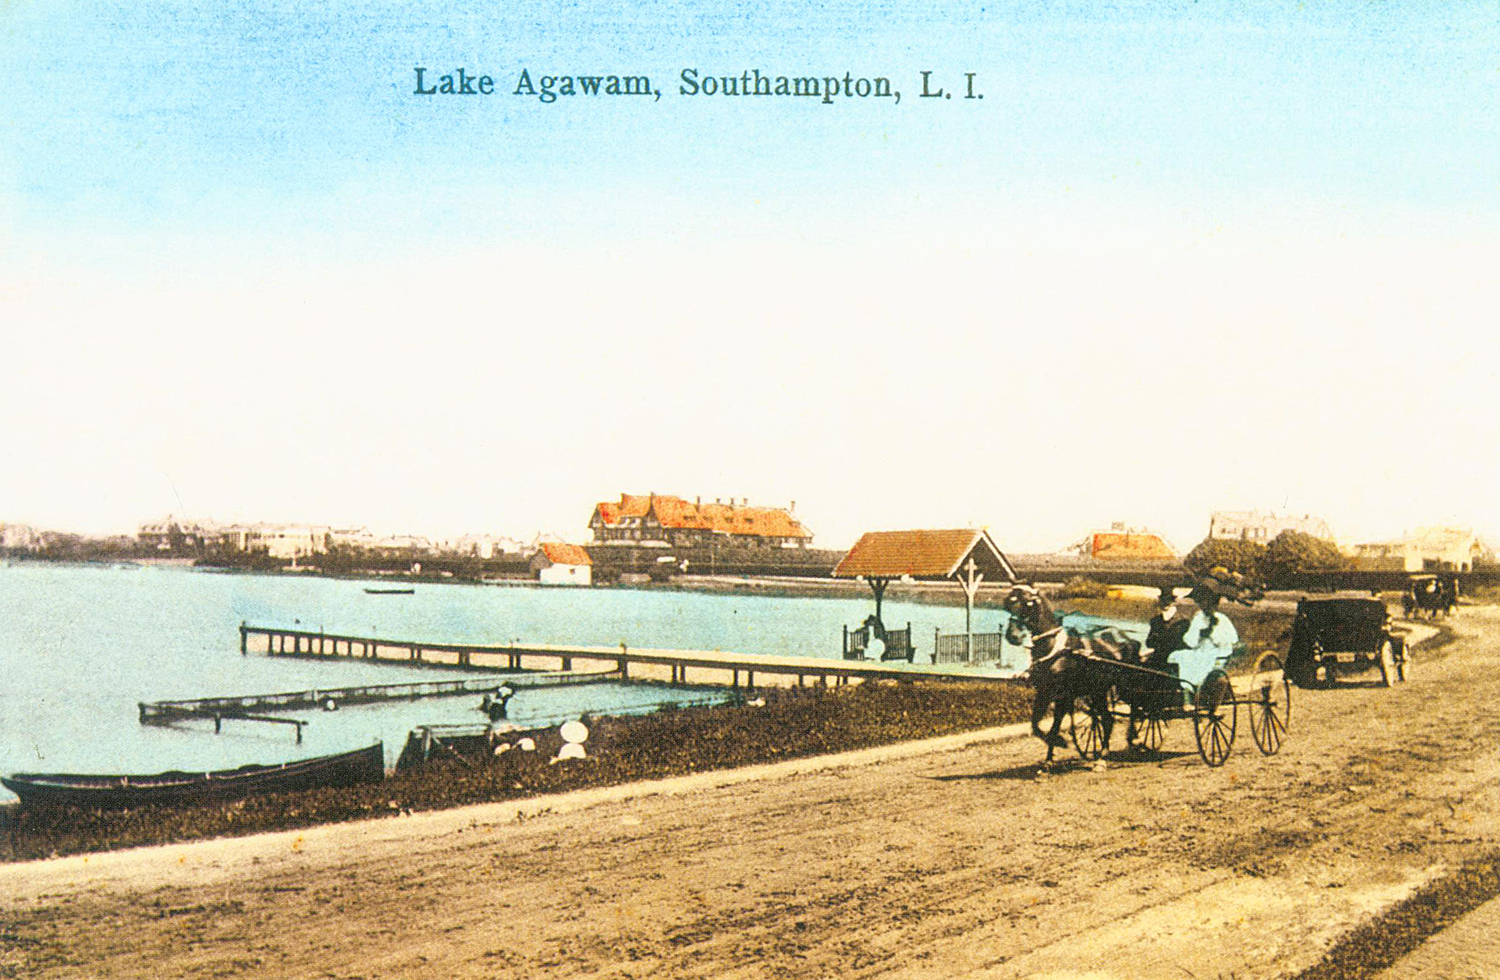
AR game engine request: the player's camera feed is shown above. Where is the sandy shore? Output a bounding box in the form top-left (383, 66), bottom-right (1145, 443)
top-left (3, 610), bottom-right (1496, 978)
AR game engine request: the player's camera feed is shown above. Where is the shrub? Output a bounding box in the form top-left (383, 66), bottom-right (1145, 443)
top-left (1184, 537), bottom-right (1266, 580)
top-left (1056, 576), bottom-right (1110, 599)
top-left (1260, 531), bottom-right (1350, 587)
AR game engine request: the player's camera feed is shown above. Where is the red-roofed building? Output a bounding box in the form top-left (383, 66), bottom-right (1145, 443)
top-left (588, 493), bottom-right (812, 549)
top-left (1081, 525), bottom-right (1178, 561)
top-left (530, 542), bottom-right (594, 586)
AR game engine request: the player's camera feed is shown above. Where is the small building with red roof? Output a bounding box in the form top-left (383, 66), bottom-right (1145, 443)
top-left (530, 542), bottom-right (594, 586)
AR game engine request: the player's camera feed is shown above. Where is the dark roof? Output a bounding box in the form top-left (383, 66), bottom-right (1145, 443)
top-left (832, 529), bottom-right (1017, 582)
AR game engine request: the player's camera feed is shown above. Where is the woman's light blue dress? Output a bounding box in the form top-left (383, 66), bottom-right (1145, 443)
top-left (1168, 610), bottom-right (1238, 691)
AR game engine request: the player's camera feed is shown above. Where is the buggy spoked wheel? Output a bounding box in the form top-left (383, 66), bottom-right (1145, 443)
top-left (1378, 639), bottom-right (1397, 687)
top-left (1249, 653), bottom-right (1290, 756)
top-left (1193, 671), bottom-right (1237, 767)
top-left (1397, 644), bottom-right (1412, 682)
top-left (1133, 712), bottom-right (1166, 757)
top-left (1070, 689), bottom-right (1115, 761)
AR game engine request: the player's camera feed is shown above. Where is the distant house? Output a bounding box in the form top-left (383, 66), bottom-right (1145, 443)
top-left (1348, 540), bottom-right (1405, 571)
top-left (588, 493), bottom-right (812, 549)
top-left (531, 542), bottom-right (593, 586)
top-left (137, 517), bottom-right (218, 554)
top-left (446, 534), bottom-right (527, 560)
top-left (1073, 523), bottom-right (1177, 561)
top-left (218, 523), bottom-right (331, 561)
top-left (1350, 527), bottom-right (1488, 573)
top-left (0, 523), bottom-right (42, 551)
top-left (1208, 510), bottom-right (1334, 543)
top-left (1405, 527), bottom-right (1487, 572)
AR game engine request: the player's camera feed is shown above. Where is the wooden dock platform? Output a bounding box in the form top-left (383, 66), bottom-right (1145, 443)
top-left (140, 668), bottom-right (621, 741)
top-left (239, 623), bottom-right (1017, 689)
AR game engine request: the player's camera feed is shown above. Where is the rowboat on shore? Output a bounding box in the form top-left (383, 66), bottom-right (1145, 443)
top-left (0, 742), bottom-right (385, 810)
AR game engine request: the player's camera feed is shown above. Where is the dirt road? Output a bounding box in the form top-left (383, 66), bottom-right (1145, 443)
top-left (5, 611), bottom-right (1500, 979)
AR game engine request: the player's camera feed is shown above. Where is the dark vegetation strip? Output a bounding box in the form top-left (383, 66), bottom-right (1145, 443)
top-left (1292, 851), bottom-right (1500, 980)
top-left (0, 681), bottom-right (1033, 863)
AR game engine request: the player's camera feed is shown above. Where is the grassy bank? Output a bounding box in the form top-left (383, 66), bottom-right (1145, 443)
top-left (0, 680), bottom-right (1032, 864)
top-left (1293, 850), bottom-right (1500, 980)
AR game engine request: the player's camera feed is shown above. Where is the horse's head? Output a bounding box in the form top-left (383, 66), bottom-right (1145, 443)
top-left (1002, 584), bottom-right (1056, 647)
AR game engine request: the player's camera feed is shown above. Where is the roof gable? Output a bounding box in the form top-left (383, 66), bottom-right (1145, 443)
top-left (833, 529), bottom-right (1017, 582)
top-left (538, 542), bottom-right (592, 566)
top-left (593, 493), bottom-right (811, 540)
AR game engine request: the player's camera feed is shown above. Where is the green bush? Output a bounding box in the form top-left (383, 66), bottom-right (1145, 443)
top-left (1184, 537), bottom-right (1266, 580)
top-left (1261, 531), bottom-right (1350, 587)
top-left (1056, 575), bottom-right (1110, 599)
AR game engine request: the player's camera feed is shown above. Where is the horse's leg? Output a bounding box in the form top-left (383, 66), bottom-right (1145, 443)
top-left (1096, 688), bottom-right (1115, 758)
top-left (1031, 689), bottom-right (1065, 747)
top-left (1031, 689), bottom-right (1051, 743)
top-left (1047, 698), bottom-right (1069, 750)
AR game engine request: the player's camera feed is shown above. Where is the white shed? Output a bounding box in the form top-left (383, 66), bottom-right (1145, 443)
top-left (531, 542), bottom-right (594, 586)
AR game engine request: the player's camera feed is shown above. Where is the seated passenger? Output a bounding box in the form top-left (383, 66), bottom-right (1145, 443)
top-left (1143, 586), bottom-right (1184, 670)
top-left (1169, 580), bottom-right (1238, 693)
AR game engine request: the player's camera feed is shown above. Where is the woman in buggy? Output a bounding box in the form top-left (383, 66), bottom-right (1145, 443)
top-left (1138, 577), bottom-right (1243, 707)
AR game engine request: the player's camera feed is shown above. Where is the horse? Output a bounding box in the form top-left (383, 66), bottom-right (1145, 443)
top-left (1002, 584), bottom-right (1129, 765)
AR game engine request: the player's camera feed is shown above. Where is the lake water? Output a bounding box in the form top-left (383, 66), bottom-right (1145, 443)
top-left (0, 562), bottom-right (1067, 800)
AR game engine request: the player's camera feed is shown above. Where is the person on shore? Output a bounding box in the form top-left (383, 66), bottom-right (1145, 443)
top-left (480, 684), bottom-right (515, 722)
top-left (1168, 579), bottom-right (1239, 696)
top-left (862, 614), bottom-right (886, 660)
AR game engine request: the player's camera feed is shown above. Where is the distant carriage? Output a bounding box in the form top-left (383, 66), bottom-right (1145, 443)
top-left (1402, 574), bottom-right (1458, 619)
top-left (1285, 596), bottom-right (1410, 688)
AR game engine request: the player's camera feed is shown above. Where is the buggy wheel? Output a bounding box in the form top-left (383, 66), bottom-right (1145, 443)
top-left (1069, 691), bottom-right (1112, 761)
top-left (1397, 644), bottom-right (1412, 682)
top-left (1378, 639), bottom-right (1397, 687)
top-left (1135, 712), bottom-right (1166, 756)
top-left (1249, 653), bottom-right (1290, 756)
top-left (1193, 671), bottom-right (1237, 767)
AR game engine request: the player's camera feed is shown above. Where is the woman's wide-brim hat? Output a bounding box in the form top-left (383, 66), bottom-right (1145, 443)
top-left (1188, 576), bottom-right (1236, 600)
top-left (1188, 568), bottom-right (1259, 605)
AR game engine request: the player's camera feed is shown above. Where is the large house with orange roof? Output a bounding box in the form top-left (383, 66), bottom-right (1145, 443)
top-left (589, 493), bottom-right (813, 549)
top-left (1073, 523), bottom-right (1178, 561)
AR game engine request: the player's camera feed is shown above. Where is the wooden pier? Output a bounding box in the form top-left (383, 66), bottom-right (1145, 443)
top-left (239, 623), bottom-right (1018, 690)
top-left (139, 669), bottom-right (620, 742)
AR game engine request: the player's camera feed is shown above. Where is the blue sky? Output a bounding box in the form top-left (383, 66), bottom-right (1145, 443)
top-left (4, 1), bottom-right (1500, 550)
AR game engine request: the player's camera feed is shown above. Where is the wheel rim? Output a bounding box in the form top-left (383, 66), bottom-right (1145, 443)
top-left (1139, 715), bottom-right (1166, 755)
top-left (1195, 705), bottom-right (1236, 767)
top-left (1379, 640), bottom-right (1396, 687)
top-left (1070, 698), bottom-right (1106, 760)
top-left (1250, 654), bottom-right (1290, 755)
top-left (1194, 673), bottom-right (1237, 767)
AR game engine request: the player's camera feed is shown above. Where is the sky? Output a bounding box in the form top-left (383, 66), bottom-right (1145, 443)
top-left (4, 0), bottom-right (1500, 552)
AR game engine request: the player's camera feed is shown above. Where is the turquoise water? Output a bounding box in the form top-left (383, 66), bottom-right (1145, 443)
top-left (0, 563), bottom-right (1041, 800)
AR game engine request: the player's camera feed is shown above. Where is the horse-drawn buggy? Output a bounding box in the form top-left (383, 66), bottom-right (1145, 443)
top-left (1003, 581), bottom-right (1290, 768)
top-left (1285, 596), bottom-right (1409, 688)
top-left (1402, 573), bottom-right (1458, 619)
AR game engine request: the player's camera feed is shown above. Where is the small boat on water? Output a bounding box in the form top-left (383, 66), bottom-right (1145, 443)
top-left (1, 742), bottom-right (384, 810)
top-left (365, 586), bottom-right (415, 595)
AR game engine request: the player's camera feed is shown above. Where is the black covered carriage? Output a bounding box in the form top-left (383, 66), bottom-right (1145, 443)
top-left (1285, 597), bottom-right (1408, 689)
top-left (1402, 574), bottom-right (1458, 619)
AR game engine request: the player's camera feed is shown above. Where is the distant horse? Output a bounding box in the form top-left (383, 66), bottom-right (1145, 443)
top-left (1002, 584), bottom-right (1128, 765)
